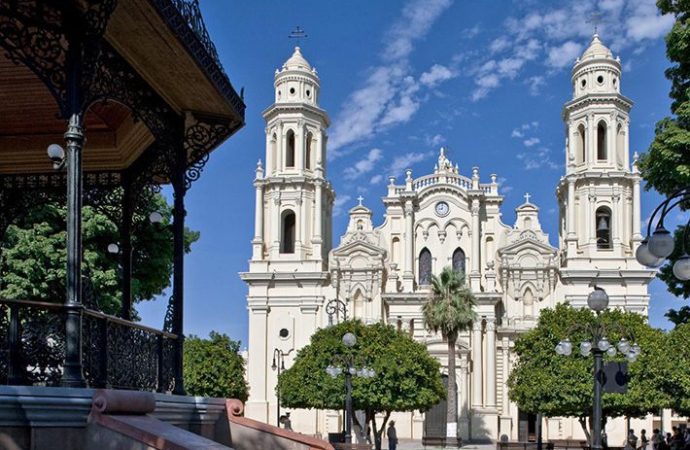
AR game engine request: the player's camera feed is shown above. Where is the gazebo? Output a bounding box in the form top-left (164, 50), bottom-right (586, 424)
top-left (0, 0), bottom-right (244, 396)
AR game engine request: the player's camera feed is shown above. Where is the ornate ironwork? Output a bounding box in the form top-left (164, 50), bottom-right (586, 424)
top-left (163, 295), bottom-right (175, 334)
top-left (183, 115), bottom-right (232, 190)
top-left (325, 298), bottom-right (348, 326)
top-left (0, 299), bottom-right (177, 391)
top-left (169, 0), bottom-right (221, 70)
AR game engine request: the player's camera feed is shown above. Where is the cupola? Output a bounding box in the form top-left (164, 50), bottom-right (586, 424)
top-left (274, 46), bottom-right (320, 106)
top-left (571, 34), bottom-right (621, 98)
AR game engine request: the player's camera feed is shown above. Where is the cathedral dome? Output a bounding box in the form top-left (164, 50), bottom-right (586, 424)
top-left (282, 46), bottom-right (312, 71)
top-left (580, 34), bottom-right (613, 61)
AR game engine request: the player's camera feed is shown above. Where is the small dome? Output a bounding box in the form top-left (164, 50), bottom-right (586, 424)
top-left (283, 46), bottom-right (312, 71)
top-left (580, 34), bottom-right (613, 61)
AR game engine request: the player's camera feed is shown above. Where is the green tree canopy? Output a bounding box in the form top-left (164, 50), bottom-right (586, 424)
top-left (422, 266), bottom-right (476, 441)
top-left (277, 320), bottom-right (445, 450)
top-left (666, 322), bottom-right (690, 415)
top-left (665, 305), bottom-right (690, 327)
top-left (0, 193), bottom-right (198, 316)
top-left (183, 332), bottom-right (248, 401)
top-left (638, 1), bottom-right (690, 298)
top-left (508, 304), bottom-right (671, 437)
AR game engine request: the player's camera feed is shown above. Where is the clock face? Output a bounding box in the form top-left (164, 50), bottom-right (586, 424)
top-left (435, 201), bottom-right (450, 217)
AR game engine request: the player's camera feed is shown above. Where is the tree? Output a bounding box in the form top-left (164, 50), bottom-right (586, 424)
top-left (508, 303), bottom-right (672, 439)
top-left (277, 320), bottom-right (445, 450)
top-left (183, 332), bottom-right (249, 401)
top-left (0, 193), bottom-right (199, 316)
top-left (665, 305), bottom-right (690, 327)
top-left (422, 266), bottom-right (476, 444)
top-left (637, 1), bottom-right (690, 298)
top-left (666, 323), bottom-right (690, 415)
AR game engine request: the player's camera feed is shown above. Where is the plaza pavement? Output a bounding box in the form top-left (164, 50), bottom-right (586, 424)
top-left (391, 441), bottom-right (496, 450)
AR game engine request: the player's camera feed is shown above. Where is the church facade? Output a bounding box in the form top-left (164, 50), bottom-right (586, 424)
top-left (240, 35), bottom-right (655, 442)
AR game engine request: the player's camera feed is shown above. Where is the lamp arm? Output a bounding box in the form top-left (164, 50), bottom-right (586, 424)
top-left (647, 189), bottom-right (690, 236)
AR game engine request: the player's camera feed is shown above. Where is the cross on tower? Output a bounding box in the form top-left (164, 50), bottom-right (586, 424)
top-left (524, 192), bottom-right (531, 203)
top-left (587, 11), bottom-right (604, 34)
top-left (288, 26), bottom-right (308, 45)
top-left (357, 195), bottom-right (364, 206)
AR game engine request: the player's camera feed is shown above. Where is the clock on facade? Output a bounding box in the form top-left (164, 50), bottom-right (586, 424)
top-left (435, 201), bottom-right (450, 217)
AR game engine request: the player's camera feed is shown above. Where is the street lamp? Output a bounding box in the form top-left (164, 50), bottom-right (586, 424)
top-left (272, 348), bottom-right (288, 427)
top-left (325, 332), bottom-right (375, 444)
top-left (636, 188), bottom-right (690, 279)
top-left (554, 288), bottom-right (641, 450)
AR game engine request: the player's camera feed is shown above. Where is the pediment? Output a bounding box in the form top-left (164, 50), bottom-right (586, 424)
top-left (498, 233), bottom-right (557, 257)
top-left (331, 238), bottom-right (386, 259)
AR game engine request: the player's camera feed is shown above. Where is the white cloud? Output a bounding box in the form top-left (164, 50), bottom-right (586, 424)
top-left (343, 148), bottom-right (383, 180)
top-left (389, 151), bottom-right (433, 174)
top-left (370, 174), bottom-right (384, 184)
top-left (526, 76), bottom-right (545, 96)
top-left (517, 147), bottom-right (561, 170)
top-left (511, 129), bottom-right (524, 138)
top-left (427, 134), bottom-right (446, 146)
top-left (420, 64), bottom-right (456, 88)
top-left (328, 0), bottom-right (453, 154)
top-left (546, 41), bottom-right (583, 69)
top-left (490, 37), bottom-right (510, 53)
top-left (511, 121), bottom-right (539, 138)
top-left (523, 137), bottom-right (540, 147)
top-left (333, 195), bottom-right (352, 217)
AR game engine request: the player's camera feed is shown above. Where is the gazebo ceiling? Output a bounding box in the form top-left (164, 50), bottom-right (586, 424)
top-left (0, 51), bottom-right (153, 175)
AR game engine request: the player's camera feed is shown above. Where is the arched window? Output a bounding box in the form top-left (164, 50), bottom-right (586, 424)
top-left (596, 207), bottom-right (612, 249)
top-left (452, 248), bottom-right (466, 275)
top-left (281, 211), bottom-right (296, 253)
top-left (305, 132), bottom-right (313, 170)
top-left (597, 121), bottom-right (607, 161)
top-left (577, 124), bottom-right (586, 164)
top-left (391, 237), bottom-right (400, 263)
top-left (286, 130), bottom-right (295, 168)
top-left (418, 248), bottom-right (432, 286)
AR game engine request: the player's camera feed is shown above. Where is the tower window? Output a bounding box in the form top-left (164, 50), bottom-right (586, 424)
top-left (419, 248), bottom-right (432, 286)
top-left (281, 211), bottom-right (296, 254)
top-left (452, 248), bottom-right (466, 276)
top-left (306, 89), bottom-right (311, 97)
top-left (289, 87), bottom-right (295, 95)
top-left (581, 79), bottom-right (586, 88)
top-left (597, 121), bottom-right (607, 161)
top-left (597, 75), bottom-right (604, 84)
top-left (596, 207), bottom-right (612, 250)
top-left (286, 130), bottom-right (295, 168)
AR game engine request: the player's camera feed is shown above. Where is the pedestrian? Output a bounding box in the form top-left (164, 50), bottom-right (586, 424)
top-left (652, 429), bottom-right (663, 450)
top-left (642, 429), bottom-right (649, 450)
top-left (602, 429), bottom-right (609, 450)
top-left (626, 429), bottom-right (639, 450)
top-left (280, 412), bottom-right (292, 431)
top-left (387, 420), bottom-right (398, 450)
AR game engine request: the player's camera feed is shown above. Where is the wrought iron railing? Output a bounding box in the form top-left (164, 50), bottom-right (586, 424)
top-left (169, 0), bottom-right (223, 72)
top-left (0, 299), bottom-right (178, 391)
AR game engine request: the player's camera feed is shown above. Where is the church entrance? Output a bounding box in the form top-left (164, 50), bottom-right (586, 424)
top-left (423, 375), bottom-right (457, 446)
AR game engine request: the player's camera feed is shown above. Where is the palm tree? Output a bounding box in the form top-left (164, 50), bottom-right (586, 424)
top-left (422, 266), bottom-right (477, 446)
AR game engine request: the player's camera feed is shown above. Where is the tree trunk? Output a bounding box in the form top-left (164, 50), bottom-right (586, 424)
top-left (579, 416), bottom-right (592, 444)
top-left (371, 411), bottom-right (390, 450)
top-left (447, 337), bottom-right (458, 442)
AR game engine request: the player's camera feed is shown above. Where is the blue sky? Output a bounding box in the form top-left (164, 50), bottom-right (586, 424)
top-left (137, 0), bottom-right (682, 346)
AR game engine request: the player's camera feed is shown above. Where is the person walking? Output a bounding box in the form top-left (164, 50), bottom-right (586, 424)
top-left (387, 421), bottom-right (398, 450)
top-left (626, 429), bottom-right (639, 450)
top-left (642, 429), bottom-right (649, 450)
top-left (652, 429), bottom-right (663, 450)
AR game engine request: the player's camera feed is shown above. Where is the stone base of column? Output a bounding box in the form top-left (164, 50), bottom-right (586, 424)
top-left (459, 417), bottom-right (470, 441)
top-left (252, 239), bottom-right (263, 260)
top-left (499, 416), bottom-right (513, 442)
top-left (469, 273), bottom-right (481, 291)
top-left (470, 409), bottom-right (499, 443)
top-left (402, 273), bottom-right (414, 292)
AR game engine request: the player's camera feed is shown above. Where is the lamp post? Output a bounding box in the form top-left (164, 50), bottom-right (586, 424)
top-left (272, 348), bottom-right (287, 427)
top-left (554, 288), bottom-right (641, 450)
top-left (635, 188), bottom-right (690, 279)
top-left (326, 332), bottom-right (375, 444)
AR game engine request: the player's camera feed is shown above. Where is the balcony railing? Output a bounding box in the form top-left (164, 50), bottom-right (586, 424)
top-left (0, 299), bottom-right (177, 391)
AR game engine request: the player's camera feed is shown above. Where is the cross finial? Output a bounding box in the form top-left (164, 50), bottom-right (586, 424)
top-left (586, 11), bottom-right (603, 35)
top-left (288, 26), bottom-right (308, 45)
top-left (524, 192), bottom-right (531, 203)
top-left (357, 195), bottom-right (364, 206)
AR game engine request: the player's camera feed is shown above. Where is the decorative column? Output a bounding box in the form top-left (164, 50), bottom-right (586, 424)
top-left (246, 305), bottom-right (270, 422)
top-left (632, 153), bottom-right (642, 242)
top-left (566, 177), bottom-right (577, 253)
top-left (612, 191), bottom-right (622, 250)
top-left (61, 34), bottom-right (86, 387)
top-left (500, 337), bottom-right (513, 439)
top-left (271, 196), bottom-right (281, 257)
top-left (588, 114), bottom-right (596, 165)
top-left (171, 135), bottom-right (187, 395)
top-left (471, 321), bottom-right (483, 409)
top-left (459, 353), bottom-right (470, 440)
top-left (252, 161), bottom-right (264, 260)
top-left (485, 319), bottom-right (497, 409)
top-left (470, 198), bottom-right (481, 291)
top-left (298, 196), bottom-right (307, 254)
top-left (120, 178), bottom-right (134, 320)
top-left (265, 129), bottom-right (274, 176)
top-left (313, 171), bottom-right (323, 259)
top-left (403, 199), bottom-right (415, 292)
top-left (587, 189), bottom-right (595, 246)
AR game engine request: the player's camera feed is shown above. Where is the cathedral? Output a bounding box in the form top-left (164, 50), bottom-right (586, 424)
top-left (241, 34), bottom-right (655, 442)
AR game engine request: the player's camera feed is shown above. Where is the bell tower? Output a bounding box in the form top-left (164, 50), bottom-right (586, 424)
top-left (252, 47), bottom-right (333, 262)
top-left (556, 34), bottom-right (653, 312)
